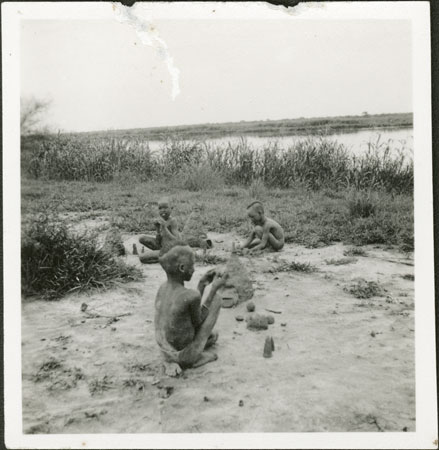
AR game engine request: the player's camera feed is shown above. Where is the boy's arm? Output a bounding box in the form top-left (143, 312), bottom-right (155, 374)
top-left (197, 268), bottom-right (216, 298)
top-left (190, 272), bottom-right (227, 328)
top-left (168, 218), bottom-right (180, 239)
top-left (251, 226), bottom-right (269, 251)
top-left (242, 229), bottom-right (255, 248)
top-left (188, 290), bottom-right (204, 330)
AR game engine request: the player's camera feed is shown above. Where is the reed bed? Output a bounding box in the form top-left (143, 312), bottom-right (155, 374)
top-left (22, 135), bottom-right (413, 194)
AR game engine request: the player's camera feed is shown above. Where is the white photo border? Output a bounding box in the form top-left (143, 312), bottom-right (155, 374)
top-left (2, 1), bottom-right (436, 448)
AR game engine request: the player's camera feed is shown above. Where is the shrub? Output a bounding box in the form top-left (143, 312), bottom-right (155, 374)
top-left (22, 215), bottom-right (142, 299)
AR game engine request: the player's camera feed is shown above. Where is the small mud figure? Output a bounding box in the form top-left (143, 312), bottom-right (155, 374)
top-left (241, 201), bottom-right (284, 253)
top-left (132, 243), bottom-right (138, 255)
top-left (263, 336), bottom-right (273, 358)
top-left (139, 198), bottom-right (181, 264)
top-left (246, 301), bottom-right (255, 312)
top-left (219, 243), bottom-right (254, 308)
top-left (181, 204), bottom-right (213, 249)
top-left (103, 227), bottom-right (125, 256)
top-left (246, 314), bottom-right (269, 331)
top-left (155, 244), bottom-right (228, 373)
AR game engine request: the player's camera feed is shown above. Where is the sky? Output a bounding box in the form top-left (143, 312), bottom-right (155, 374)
top-left (21, 19), bottom-right (412, 132)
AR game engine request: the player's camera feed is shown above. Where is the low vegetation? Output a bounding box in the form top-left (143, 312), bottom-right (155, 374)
top-left (344, 247), bottom-right (367, 257)
top-left (325, 257), bottom-right (357, 266)
top-left (275, 261), bottom-right (317, 273)
top-left (22, 214), bottom-right (142, 299)
top-left (344, 279), bottom-right (384, 299)
top-left (22, 176), bottom-right (414, 252)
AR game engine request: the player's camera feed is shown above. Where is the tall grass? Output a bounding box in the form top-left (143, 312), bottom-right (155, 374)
top-left (22, 135), bottom-right (413, 194)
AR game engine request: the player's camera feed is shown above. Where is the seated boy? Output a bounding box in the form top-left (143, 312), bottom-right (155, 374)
top-left (139, 198), bottom-right (181, 263)
top-left (155, 244), bottom-right (227, 375)
top-left (241, 201), bottom-right (284, 253)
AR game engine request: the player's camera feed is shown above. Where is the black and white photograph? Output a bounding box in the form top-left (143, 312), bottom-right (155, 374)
top-left (2, 1), bottom-right (437, 448)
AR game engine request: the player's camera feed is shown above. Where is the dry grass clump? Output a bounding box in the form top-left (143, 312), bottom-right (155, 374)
top-left (344, 247), bottom-right (367, 257)
top-left (275, 261), bottom-right (317, 273)
top-left (248, 178), bottom-right (267, 200)
top-left (22, 214), bottom-right (142, 299)
top-left (325, 257), bottom-right (357, 266)
top-left (347, 190), bottom-right (378, 219)
top-left (343, 279), bottom-right (384, 299)
top-left (401, 273), bottom-right (414, 281)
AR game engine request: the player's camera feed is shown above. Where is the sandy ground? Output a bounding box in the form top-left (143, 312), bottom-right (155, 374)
top-left (22, 232), bottom-right (415, 433)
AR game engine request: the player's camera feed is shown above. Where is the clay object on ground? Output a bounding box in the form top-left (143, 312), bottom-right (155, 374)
top-left (246, 301), bottom-right (255, 312)
top-left (235, 315), bottom-right (244, 322)
top-left (219, 244), bottom-right (254, 307)
top-left (181, 207), bottom-right (213, 249)
top-left (132, 243), bottom-right (138, 255)
top-left (141, 246), bottom-right (145, 253)
top-left (263, 336), bottom-right (273, 358)
top-left (281, 322), bottom-right (287, 327)
top-left (270, 336), bottom-right (275, 351)
top-left (267, 315), bottom-right (275, 325)
top-left (246, 314), bottom-right (269, 331)
top-left (80, 303), bottom-right (88, 312)
top-left (103, 228), bottom-right (125, 256)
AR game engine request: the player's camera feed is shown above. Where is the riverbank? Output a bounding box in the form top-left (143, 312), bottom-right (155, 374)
top-left (78, 112), bottom-right (413, 141)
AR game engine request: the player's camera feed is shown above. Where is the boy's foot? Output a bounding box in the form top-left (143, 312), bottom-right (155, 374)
top-left (163, 361), bottom-right (182, 377)
top-left (192, 351), bottom-right (218, 368)
top-left (205, 331), bottom-right (219, 348)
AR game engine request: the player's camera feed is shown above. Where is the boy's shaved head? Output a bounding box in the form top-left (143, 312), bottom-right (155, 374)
top-left (247, 201), bottom-right (264, 214)
top-left (159, 244), bottom-right (194, 275)
top-left (158, 197), bottom-right (171, 207)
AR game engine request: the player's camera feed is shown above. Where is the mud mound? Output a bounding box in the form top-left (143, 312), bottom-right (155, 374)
top-left (103, 228), bottom-right (125, 256)
top-left (219, 247), bottom-right (254, 307)
top-left (182, 207), bottom-right (212, 249)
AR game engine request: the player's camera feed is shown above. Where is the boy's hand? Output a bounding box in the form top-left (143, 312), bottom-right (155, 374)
top-left (154, 218), bottom-right (166, 229)
top-left (212, 270), bottom-right (228, 289)
top-left (199, 268), bottom-right (216, 285)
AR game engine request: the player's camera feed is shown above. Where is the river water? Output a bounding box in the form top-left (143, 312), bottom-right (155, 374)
top-left (144, 127), bottom-right (413, 160)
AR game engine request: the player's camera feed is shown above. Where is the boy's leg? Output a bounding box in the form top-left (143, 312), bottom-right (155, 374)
top-left (204, 331), bottom-right (219, 349)
top-left (248, 225), bottom-right (263, 248)
top-left (139, 249), bottom-right (160, 264)
top-left (248, 238), bottom-right (261, 249)
top-left (178, 294), bottom-right (222, 368)
top-left (139, 235), bottom-right (160, 251)
top-left (267, 232), bottom-right (284, 251)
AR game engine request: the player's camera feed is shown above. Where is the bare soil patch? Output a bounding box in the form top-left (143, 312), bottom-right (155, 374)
top-left (22, 233), bottom-right (414, 433)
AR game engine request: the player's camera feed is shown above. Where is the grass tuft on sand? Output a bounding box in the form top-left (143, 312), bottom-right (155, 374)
top-left (344, 279), bottom-right (384, 299)
top-left (22, 214), bottom-right (142, 300)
